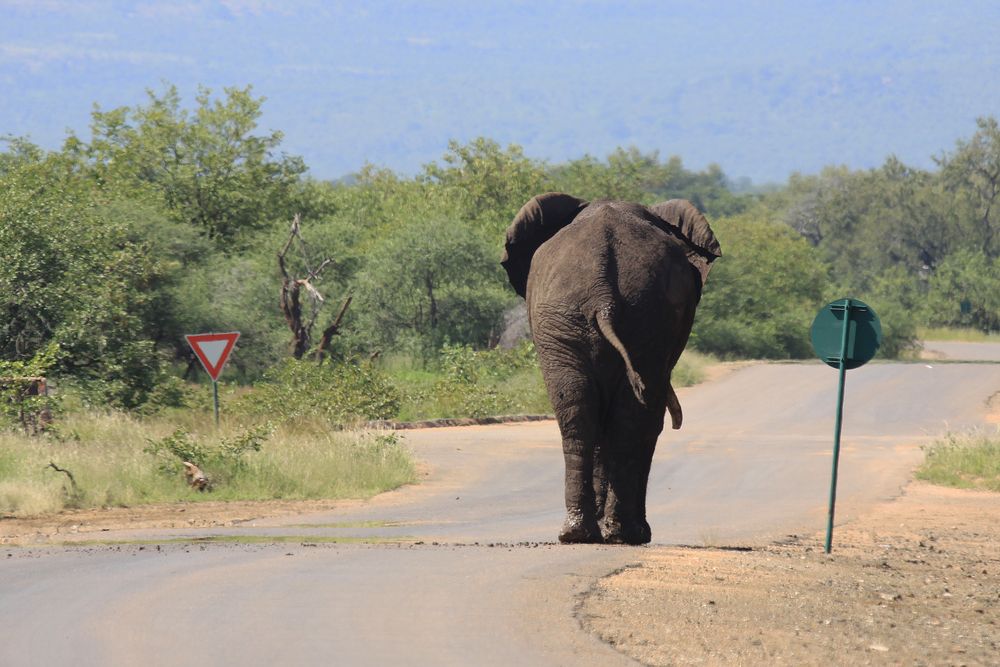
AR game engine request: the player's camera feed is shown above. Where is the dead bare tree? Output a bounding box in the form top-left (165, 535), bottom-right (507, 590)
top-left (315, 294), bottom-right (352, 364)
top-left (278, 214), bottom-right (352, 360)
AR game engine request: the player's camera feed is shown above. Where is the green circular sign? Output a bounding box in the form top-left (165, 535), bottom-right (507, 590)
top-left (810, 298), bottom-right (882, 370)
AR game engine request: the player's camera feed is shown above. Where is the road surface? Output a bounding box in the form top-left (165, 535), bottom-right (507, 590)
top-left (2, 356), bottom-right (997, 665)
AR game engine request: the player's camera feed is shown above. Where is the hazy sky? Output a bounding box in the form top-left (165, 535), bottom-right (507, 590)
top-left (2, 1), bottom-right (999, 182)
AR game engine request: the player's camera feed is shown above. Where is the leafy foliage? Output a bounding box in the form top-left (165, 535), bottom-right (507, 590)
top-left (422, 138), bottom-right (546, 236)
top-left (916, 429), bottom-right (1000, 492)
top-left (144, 425), bottom-right (271, 487)
top-left (430, 342), bottom-right (540, 418)
top-left (236, 359), bottom-right (401, 425)
top-left (923, 250), bottom-right (1000, 333)
top-left (936, 116), bottom-right (1000, 260)
top-left (0, 342), bottom-right (60, 433)
top-left (352, 215), bottom-right (513, 356)
top-left (3, 85), bottom-right (999, 414)
top-left (0, 155), bottom-right (172, 407)
top-left (693, 210), bottom-right (830, 358)
top-left (66, 84), bottom-right (306, 245)
top-left (547, 148), bottom-right (751, 219)
top-left (772, 116), bottom-right (1000, 341)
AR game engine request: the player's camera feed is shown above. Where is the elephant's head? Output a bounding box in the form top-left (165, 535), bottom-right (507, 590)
top-left (501, 193), bottom-right (722, 298)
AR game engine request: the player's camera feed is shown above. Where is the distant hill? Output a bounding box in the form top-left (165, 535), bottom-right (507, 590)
top-left (2, 1), bottom-right (998, 183)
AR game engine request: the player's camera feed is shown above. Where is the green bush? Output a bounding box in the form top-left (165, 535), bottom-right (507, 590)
top-left (916, 429), bottom-right (1000, 491)
top-left (0, 160), bottom-right (172, 408)
top-left (236, 358), bottom-right (400, 425)
top-left (138, 375), bottom-right (201, 414)
top-left (429, 342), bottom-right (544, 418)
top-left (923, 250), bottom-right (1000, 333)
top-left (144, 425), bottom-right (271, 487)
top-left (692, 210), bottom-right (830, 358)
top-left (0, 342), bottom-right (61, 433)
top-left (352, 215), bottom-right (514, 357)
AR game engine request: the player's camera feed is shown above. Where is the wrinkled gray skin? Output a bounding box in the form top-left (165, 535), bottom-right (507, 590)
top-left (501, 193), bottom-right (721, 544)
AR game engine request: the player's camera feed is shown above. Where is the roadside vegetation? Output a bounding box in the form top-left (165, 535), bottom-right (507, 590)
top-left (2, 83), bottom-right (999, 515)
top-left (916, 429), bottom-right (1000, 492)
top-left (0, 341), bottom-right (713, 516)
top-left (917, 327), bottom-right (1000, 343)
top-left (0, 412), bottom-right (414, 517)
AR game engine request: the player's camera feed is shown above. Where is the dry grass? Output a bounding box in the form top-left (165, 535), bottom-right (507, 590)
top-left (918, 326), bottom-right (999, 342)
top-left (673, 349), bottom-right (717, 387)
top-left (916, 427), bottom-right (1000, 491)
top-left (0, 411), bottom-right (415, 518)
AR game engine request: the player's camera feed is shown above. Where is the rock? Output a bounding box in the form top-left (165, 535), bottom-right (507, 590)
top-left (498, 303), bottom-right (530, 349)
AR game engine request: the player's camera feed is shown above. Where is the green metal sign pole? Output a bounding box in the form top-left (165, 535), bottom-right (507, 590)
top-left (212, 380), bottom-right (220, 428)
top-left (825, 298), bottom-right (853, 554)
top-left (811, 297), bottom-right (881, 555)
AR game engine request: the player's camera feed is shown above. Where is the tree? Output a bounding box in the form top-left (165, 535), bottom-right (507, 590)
top-left (65, 84), bottom-right (306, 245)
top-left (546, 152), bottom-right (646, 203)
top-left (352, 216), bottom-right (513, 356)
top-left (276, 215), bottom-right (352, 360)
top-left (693, 209), bottom-right (830, 358)
top-left (937, 116), bottom-right (1000, 259)
top-left (0, 136), bottom-right (44, 175)
top-left (422, 138), bottom-right (546, 237)
top-left (924, 250), bottom-right (1000, 333)
top-left (777, 161), bottom-right (957, 293)
top-left (547, 148), bottom-right (750, 218)
top-left (0, 154), bottom-right (173, 407)
top-left (869, 157), bottom-right (956, 273)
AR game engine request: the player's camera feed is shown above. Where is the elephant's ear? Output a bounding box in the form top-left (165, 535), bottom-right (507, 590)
top-left (647, 199), bottom-right (722, 284)
top-left (501, 192), bottom-right (589, 298)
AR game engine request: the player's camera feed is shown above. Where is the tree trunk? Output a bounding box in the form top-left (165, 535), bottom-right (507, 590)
top-left (425, 273), bottom-right (438, 329)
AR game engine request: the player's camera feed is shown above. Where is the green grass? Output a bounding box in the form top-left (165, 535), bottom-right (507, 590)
top-left (0, 345), bottom-right (721, 519)
top-left (918, 327), bottom-right (1000, 343)
top-left (915, 429), bottom-right (1000, 492)
top-left (386, 347), bottom-right (552, 421)
top-left (0, 412), bottom-right (416, 517)
top-left (391, 366), bottom-right (551, 422)
top-left (673, 350), bottom-right (716, 388)
top-left (387, 347), bottom-right (718, 421)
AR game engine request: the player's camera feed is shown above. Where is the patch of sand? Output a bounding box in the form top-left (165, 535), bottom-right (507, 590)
top-left (580, 482), bottom-right (1000, 665)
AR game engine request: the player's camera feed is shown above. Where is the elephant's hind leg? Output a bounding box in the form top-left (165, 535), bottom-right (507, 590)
top-left (599, 390), bottom-right (664, 545)
top-left (557, 406), bottom-right (604, 544)
top-left (541, 365), bottom-right (604, 543)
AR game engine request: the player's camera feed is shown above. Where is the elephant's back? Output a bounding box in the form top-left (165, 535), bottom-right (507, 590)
top-left (527, 201), bottom-right (693, 308)
top-left (526, 201), bottom-right (701, 389)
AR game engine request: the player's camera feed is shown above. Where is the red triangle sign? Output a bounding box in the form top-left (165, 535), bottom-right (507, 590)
top-left (185, 332), bottom-right (240, 381)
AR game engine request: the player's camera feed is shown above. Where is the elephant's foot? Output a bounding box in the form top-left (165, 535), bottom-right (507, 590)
top-left (600, 517), bottom-right (651, 545)
top-left (558, 509), bottom-right (602, 544)
top-left (636, 519), bottom-right (651, 544)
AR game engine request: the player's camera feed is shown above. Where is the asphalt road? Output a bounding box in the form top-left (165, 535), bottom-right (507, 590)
top-left (2, 355), bottom-right (998, 666)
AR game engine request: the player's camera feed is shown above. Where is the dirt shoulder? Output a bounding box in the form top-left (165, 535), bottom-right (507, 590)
top-left (580, 482), bottom-right (1000, 666)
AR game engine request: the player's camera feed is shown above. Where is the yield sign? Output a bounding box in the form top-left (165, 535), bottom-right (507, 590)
top-left (185, 332), bottom-right (240, 381)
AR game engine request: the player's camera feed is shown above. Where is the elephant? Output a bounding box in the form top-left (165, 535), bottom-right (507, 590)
top-left (501, 193), bottom-right (721, 544)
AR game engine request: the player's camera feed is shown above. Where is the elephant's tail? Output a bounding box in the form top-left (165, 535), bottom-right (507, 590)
top-left (665, 382), bottom-right (683, 430)
top-left (595, 308), bottom-right (647, 408)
